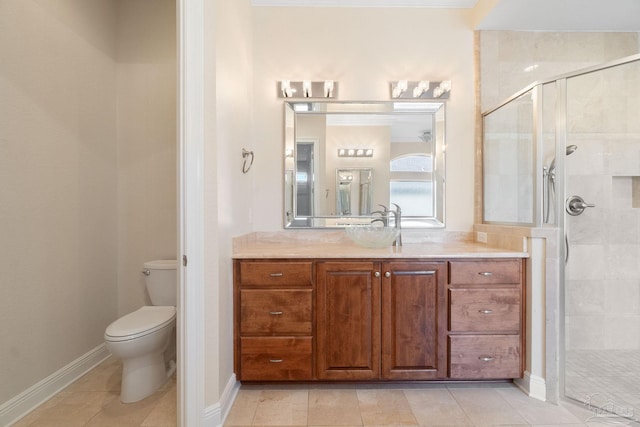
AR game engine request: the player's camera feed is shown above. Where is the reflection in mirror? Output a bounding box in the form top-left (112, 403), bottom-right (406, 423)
top-left (336, 168), bottom-right (372, 215)
top-left (284, 101), bottom-right (445, 228)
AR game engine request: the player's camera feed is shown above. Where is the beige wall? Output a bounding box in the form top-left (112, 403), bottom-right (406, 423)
top-left (0, 0), bottom-right (177, 407)
top-left (115, 0), bottom-right (177, 317)
top-left (0, 0), bottom-right (118, 404)
top-left (205, 0), bottom-right (254, 403)
top-left (252, 7), bottom-right (476, 232)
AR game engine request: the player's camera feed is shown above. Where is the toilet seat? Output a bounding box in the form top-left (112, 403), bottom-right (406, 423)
top-left (105, 306), bottom-right (176, 342)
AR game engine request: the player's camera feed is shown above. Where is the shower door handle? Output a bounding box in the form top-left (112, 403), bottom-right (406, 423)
top-left (566, 195), bottom-right (595, 216)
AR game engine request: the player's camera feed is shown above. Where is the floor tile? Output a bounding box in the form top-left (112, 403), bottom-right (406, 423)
top-left (356, 389), bottom-right (418, 426)
top-left (224, 389), bottom-right (263, 426)
top-left (448, 387), bottom-right (527, 426)
top-left (404, 389), bottom-right (473, 426)
top-left (307, 389), bottom-right (363, 426)
top-left (496, 387), bottom-right (583, 425)
top-left (84, 389), bottom-right (162, 426)
top-left (251, 390), bottom-right (309, 426)
top-left (141, 382), bottom-right (177, 426)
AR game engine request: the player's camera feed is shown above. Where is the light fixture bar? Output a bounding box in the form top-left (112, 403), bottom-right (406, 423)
top-left (278, 80), bottom-right (339, 98)
top-left (390, 80), bottom-right (451, 99)
top-left (338, 148), bottom-right (374, 158)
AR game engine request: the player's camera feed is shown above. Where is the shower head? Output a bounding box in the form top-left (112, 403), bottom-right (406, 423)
top-left (549, 145), bottom-right (578, 174)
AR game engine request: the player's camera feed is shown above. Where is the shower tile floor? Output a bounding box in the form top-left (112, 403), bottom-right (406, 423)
top-left (566, 350), bottom-right (640, 424)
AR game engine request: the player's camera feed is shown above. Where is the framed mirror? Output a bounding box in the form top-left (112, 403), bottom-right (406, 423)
top-left (284, 101), bottom-right (445, 228)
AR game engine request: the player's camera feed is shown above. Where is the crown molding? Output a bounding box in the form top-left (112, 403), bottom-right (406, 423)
top-left (252, 0), bottom-right (478, 8)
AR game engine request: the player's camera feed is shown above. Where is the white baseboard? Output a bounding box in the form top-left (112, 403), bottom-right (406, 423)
top-left (0, 344), bottom-right (111, 426)
top-left (203, 374), bottom-right (239, 427)
top-left (515, 371), bottom-right (547, 402)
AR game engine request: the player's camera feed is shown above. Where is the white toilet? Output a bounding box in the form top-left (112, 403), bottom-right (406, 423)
top-left (105, 260), bottom-right (177, 403)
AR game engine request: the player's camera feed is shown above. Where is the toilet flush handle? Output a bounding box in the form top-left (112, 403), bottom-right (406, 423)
top-left (142, 269), bottom-right (151, 276)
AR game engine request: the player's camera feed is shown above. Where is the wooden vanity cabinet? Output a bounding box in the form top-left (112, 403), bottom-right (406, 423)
top-left (234, 260), bottom-right (314, 381)
top-left (447, 259), bottom-right (525, 379)
top-left (381, 261), bottom-right (447, 380)
top-left (316, 261), bottom-right (380, 380)
top-left (234, 256), bottom-right (525, 383)
top-left (315, 260), bottom-right (447, 380)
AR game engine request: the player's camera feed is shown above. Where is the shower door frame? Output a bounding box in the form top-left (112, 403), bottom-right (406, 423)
top-left (481, 52), bottom-right (640, 405)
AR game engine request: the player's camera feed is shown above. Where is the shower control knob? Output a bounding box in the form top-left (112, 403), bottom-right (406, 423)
top-left (566, 195), bottom-right (595, 216)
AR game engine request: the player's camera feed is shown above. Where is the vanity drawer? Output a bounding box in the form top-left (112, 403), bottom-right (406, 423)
top-left (239, 261), bottom-right (313, 287)
top-left (448, 335), bottom-right (521, 379)
top-left (449, 260), bottom-right (521, 285)
top-left (240, 289), bottom-right (312, 335)
top-left (240, 337), bottom-right (313, 381)
top-left (449, 288), bottom-right (520, 333)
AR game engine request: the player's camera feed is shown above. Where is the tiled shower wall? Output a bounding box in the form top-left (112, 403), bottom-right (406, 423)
top-left (478, 32), bottom-right (640, 353)
top-left (565, 59), bottom-right (640, 351)
top-left (478, 31), bottom-right (639, 225)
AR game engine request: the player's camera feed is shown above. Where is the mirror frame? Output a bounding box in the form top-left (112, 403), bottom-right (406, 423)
top-left (284, 101), bottom-right (446, 229)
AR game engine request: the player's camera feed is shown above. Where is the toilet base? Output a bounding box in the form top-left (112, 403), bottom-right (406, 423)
top-left (120, 352), bottom-right (172, 403)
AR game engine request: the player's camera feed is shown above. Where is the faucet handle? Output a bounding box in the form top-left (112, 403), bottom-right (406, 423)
top-left (378, 204), bottom-right (389, 212)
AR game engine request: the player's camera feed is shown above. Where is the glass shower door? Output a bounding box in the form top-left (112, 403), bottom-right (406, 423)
top-left (563, 58), bottom-right (640, 415)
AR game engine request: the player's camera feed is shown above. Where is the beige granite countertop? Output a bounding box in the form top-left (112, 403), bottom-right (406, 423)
top-left (232, 231), bottom-right (529, 259)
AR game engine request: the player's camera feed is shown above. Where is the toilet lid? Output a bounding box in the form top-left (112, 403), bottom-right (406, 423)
top-left (105, 306), bottom-right (175, 341)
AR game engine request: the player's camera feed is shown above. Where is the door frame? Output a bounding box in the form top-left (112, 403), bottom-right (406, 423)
top-left (177, 0), bottom-right (206, 425)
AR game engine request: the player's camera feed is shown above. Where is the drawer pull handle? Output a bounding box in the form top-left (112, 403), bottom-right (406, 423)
top-left (269, 359), bottom-right (283, 363)
top-left (478, 272), bottom-right (493, 276)
top-left (269, 273), bottom-right (284, 277)
top-left (269, 311), bottom-right (284, 315)
top-left (478, 309), bottom-right (493, 314)
top-left (478, 356), bottom-right (494, 362)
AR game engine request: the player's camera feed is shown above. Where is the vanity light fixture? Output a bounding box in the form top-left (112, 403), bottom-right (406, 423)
top-left (338, 148), bottom-right (374, 158)
top-left (390, 80), bottom-right (451, 99)
top-left (278, 80), bottom-right (338, 98)
top-left (302, 80), bottom-right (312, 97)
top-left (281, 80), bottom-right (293, 98)
top-left (391, 80), bottom-right (408, 98)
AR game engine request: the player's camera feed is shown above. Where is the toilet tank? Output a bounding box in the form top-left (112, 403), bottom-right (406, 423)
top-left (144, 260), bottom-right (177, 306)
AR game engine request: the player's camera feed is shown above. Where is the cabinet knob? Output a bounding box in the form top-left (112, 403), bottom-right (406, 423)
top-left (478, 356), bottom-right (494, 362)
top-left (269, 359), bottom-right (283, 363)
top-left (478, 272), bottom-right (493, 276)
top-left (269, 311), bottom-right (284, 315)
top-left (269, 273), bottom-right (284, 277)
top-left (374, 272), bottom-right (381, 278)
top-left (384, 272), bottom-right (391, 278)
top-left (478, 309), bottom-right (493, 314)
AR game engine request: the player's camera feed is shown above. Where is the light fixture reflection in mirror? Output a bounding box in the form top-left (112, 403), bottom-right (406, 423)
top-left (283, 101), bottom-right (446, 229)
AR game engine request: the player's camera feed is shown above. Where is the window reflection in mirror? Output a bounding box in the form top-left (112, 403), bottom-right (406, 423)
top-left (284, 102), bottom-right (445, 229)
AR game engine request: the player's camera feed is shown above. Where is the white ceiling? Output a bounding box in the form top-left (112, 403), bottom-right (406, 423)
top-left (476, 0), bottom-right (640, 31)
top-left (252, 0), bottom-right (640, 31)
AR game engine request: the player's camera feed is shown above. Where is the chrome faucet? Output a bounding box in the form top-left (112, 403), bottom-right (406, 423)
top-left (370, 204), bottom-right (402, 246)
top-left (389, 203), bottom-right (402, 247)
top-left (371, 204), bottom-right (390, 226)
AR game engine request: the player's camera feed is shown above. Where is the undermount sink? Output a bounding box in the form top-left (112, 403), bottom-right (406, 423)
top-left (345, 225), bottom-right (400, 248)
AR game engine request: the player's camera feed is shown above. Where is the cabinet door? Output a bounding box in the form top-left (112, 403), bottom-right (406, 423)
top-left (381, 261), bottom-right (447, 380)
top-left (316, 261), bottom-right (381, 380)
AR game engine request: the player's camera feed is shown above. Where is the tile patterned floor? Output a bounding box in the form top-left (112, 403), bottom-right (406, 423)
top-left (11, 357), bottom-right (176, 427)
top-left (566, 349), bottom-right (640, 422)
top-left (11, 356), bottom-right (638, 427)
top-left (224, 383), bottom-right (618, 427)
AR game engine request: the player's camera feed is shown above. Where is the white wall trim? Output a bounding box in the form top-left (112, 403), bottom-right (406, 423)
top-left (0, 344), bottom-right (110, 426)
top-left (203, 375), bottom-right (239, 427)
top-left (177, 0), bottom-right (206, 425)
top-left (515, 371), bottom-right (547, 402)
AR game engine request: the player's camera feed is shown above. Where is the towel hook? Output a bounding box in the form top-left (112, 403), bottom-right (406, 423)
top-left (242, 148), bottom-right (254, 174)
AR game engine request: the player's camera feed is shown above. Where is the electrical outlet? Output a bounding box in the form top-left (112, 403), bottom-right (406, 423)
top-left (477, 231), bottom-right (488, 243)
